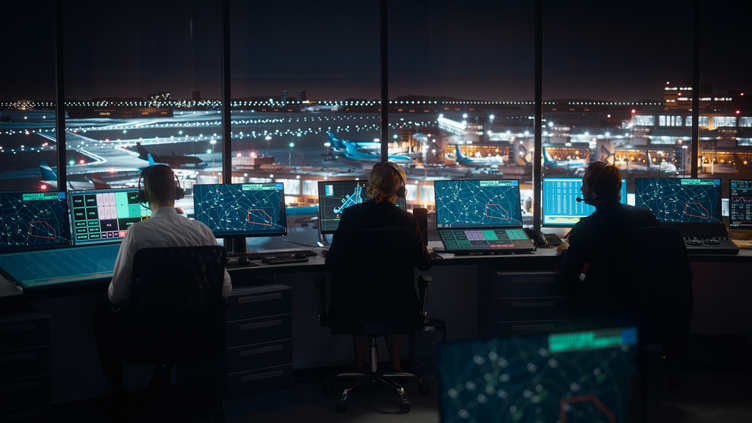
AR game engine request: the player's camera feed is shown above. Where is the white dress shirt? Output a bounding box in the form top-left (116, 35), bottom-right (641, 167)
top-left (108, 207), bottom-right (232, 304)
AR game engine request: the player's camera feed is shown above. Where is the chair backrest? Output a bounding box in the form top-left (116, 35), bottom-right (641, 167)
top-left (589, 226), bottom-right (693, 357)
top-left (125, 246), bottom-right (226, 364)
top-left (327, 227), bottom-right (417, 335)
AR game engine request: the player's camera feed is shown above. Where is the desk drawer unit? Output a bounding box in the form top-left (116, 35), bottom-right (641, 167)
top-left (479, 269), bottom-right (566, 337)
top-left (0, 306), bottom-right (52, 423)
top-left (224, 284), bottom-right (293, 400)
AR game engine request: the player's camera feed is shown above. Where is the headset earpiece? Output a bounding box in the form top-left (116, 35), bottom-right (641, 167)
top-left (138, 165), bottom-right (183, 205)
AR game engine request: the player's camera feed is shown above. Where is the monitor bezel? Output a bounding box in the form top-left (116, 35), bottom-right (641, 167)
top-left (193, 183), bottom-right (288, 238)
top-left (634, 177), bottom-right (723, 224)
top-left (0, 190), bottom-right (72, 253)
top-left (317, 179), bottom-right (407, 235)
top-left (541, 177), bottom-right (628, 228)
top-left (433, 179), bottom-right (523, 229)
top-left (67, 187), bottom-right (148, 246)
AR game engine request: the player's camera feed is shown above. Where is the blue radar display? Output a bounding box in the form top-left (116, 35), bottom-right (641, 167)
top-left (193, 183), bottom-right (287, 237)
top-left (635, 178), bottom-right (722, 223)
top-left (434, 180), bottom-right (522, 228)
top-left (0, 191), bottom-right (71, 252)
top-left (437, 327), bottom-right (642, 423)
top-left (317, 180), bottom-right (407, 234)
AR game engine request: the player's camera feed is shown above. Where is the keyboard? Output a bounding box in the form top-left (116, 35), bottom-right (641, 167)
top-left (260, 254), bottom-right (309, 265)
top-left (245, 250), bottom-right (318, 260)
top-left (665, 223), bottom-right (740, 255)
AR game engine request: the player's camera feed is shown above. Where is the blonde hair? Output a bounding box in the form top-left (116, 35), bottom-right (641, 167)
top-left (367, 162), bottom-right (405, 203)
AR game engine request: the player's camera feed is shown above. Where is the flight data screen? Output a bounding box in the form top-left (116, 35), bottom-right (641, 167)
top-left (437, 327), bottom-right (642, 423)
top-left (634, 178), bottom-right (722, 224)
top-left (317, 180), bottom-right (406, 234)
top-left (542, 178), bottom-right (628, 227)
top-left (69, 189), bottom-right (151, 246)
top-left (0, 191), bottom-right (71, 251)
top-left (730, 179), bottom-right (752, 228)
top-left (439, 228), bottom-right (534, 253)
top-left (435, 180), bottom-right (522, 229)
top-left (193, 183), bottom-right (287, 237)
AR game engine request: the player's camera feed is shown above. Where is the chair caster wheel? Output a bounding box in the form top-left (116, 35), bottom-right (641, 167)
top-left (418, 383), bottom-right (430, 395)
top-left (400, 400), bottom-right (411, 413)
top-left (323, 383), bottom-right (333, 394)
top-left (336, 401), bottom-right (347, 413)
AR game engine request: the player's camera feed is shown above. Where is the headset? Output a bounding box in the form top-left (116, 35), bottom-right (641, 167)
top-left (374, 162), bottom-right (406, 198)
top-left (136, 165), bottom-right (185, 206)
top-left (576, 162), bottom-right (612, 203)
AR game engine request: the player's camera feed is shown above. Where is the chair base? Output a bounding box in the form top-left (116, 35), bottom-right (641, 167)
top-left (323, 369), bottom-right (430, 413)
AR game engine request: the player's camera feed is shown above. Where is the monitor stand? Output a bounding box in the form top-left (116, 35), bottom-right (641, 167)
top-left (225, 236), bottom-right (248, 256)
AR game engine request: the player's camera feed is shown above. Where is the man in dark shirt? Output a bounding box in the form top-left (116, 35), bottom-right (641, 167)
top-left (558, 161), bottom-right (659, 328)
top-left (326, 162), bottom-right (431, 371)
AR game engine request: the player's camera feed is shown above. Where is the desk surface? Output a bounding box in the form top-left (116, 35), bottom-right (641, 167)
top-left (1, 240), bottom-right (750, 302)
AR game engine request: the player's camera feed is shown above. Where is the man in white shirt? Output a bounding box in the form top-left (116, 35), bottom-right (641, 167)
top-left (93, 164), bottom-right (231, 395)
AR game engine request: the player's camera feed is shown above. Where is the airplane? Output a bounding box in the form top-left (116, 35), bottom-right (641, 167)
top-left (603, 146), bottom-right (678, 174)
top-left (136, 142), bottom-right (204, 167)
top-left (732, 153), bottom-right (752, 175)
top-left (453, 144), bottom-right (505, 168)
top-left (326, 131), bottom-right (380, 154)
top-left (39, 160), bottom-right (110, 191)
top-left (543, 148), bottom-right (588, 170)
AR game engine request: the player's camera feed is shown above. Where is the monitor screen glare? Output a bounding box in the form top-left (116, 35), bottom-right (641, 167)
top-left (193, 183), bottom-right (287, 237)
top-left (434, 180), bottom-right (522, 229)
top-left (0, 191), bottom-right (71, 251)
top-left (634, 178), bottom-right (722, 224)
top-left (729, 179), bottom-right (752, 228)
top-left (542, 178), bottom-right (628, 227)
top-left (69, 189), bottom-right (150, 246)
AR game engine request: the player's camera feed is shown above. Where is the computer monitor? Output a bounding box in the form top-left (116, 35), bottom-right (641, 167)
top-left (193, 183), bottom-right (287, 237)
top-left (542, 177), bottom-right (628, 227)
top-left (434, 179), bottom-right (523, 229)
top-left (634, 178), bottom-right (722, 224)
top-left (729, 179), bottom-right (752, 228)
top-left (0, 191), bottom-right (71, 252)
top-left (317, 179), bottom-right (407, 234)
top-left (437, 326), bottom-right (644, 423)
top-left (68, 188), bottom-right (151, 246)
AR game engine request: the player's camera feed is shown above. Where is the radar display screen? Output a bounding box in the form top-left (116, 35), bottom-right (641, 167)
top-left (437, 327), bottom-right (643, 423)
top-left (434, 180), bottom-right (522, 229)
top-left (193, 183), bottom-right (287, 237)
top-left (730, 179), bottom-right (752, 228)
top-left (635, 178), bottom-right (722, 224)
top-left (68, 188), bottom-right (151, 246)
top-left (317, 180), bottom-right (407, 234)
top-left (0, 191), bottom-right (71, 252)
top-left (542, 178), bottom-right (628, 227)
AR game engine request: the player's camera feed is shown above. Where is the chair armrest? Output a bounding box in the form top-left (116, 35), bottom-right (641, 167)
top-left (314, 276), bottom-right (329, 327)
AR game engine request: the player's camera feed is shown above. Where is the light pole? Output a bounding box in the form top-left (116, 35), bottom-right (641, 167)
top-left (265, 135), bottom-right (271, 156)
top-left (324, 142), bottom-right (331, 178)
top-left (288, 142), bottom-right (295, 167)
top-left (210, 139), bottom-right (217, 178)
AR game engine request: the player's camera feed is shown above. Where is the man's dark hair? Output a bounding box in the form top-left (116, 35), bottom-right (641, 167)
top-left (586, 161), bottom-right (621, 202)
top-left (143, 165), bottom-right (177, 203)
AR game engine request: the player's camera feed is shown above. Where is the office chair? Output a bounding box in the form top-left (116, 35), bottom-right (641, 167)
top-left (316, 227), bottom-right (431, 413)
top-left (572, 226), bottom-right (693, 387)
top-left (122, 246), bottom-right (227, 422)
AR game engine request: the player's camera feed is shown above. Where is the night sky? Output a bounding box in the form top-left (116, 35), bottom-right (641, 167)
top-left (1, 0), bottom-right (749, 103)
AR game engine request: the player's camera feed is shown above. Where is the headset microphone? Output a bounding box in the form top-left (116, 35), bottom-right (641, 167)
top-left (576, 197), bottom-right (584, 202)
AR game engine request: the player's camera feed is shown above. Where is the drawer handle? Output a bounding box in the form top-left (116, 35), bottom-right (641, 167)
top-left (239, 344), bottom-right (284, 357)
top-left (238, 293), bottom-right (282, 304)
top-left (239, 320), bottom-right (282, 331)
top-left (511, 324), bottom-right (554, 332)
top-left (0, 352), bottom-right (37, 364)
top-left (0, 324), bottom-right (37, 334)
top-left (240, 369), bottom-right (283, 383)
top-left (511, 278), bottom-right (554, 284)
top-left (511, 301), bottom-right (555, 308)
top-left (0, 381), bottom-right (38, 393)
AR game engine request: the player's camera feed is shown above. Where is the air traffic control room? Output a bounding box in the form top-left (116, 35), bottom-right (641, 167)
top-left (2, 1), bottom-right (752, 422)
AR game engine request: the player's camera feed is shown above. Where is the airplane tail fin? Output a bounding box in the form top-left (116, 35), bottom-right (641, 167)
top-left (39, 160), bottom-right (57, 180)
top-left (542, 148), bottom-right (553, 165)
top-left (136, 142), bottom-right (149, 160)
top-left (91, 173), bottom-right (110, 190)
top-left (327, 131), bottom-right (346, 150)
top-left (646, 152), bottom-right (653, 168)
top-left (732, 153), bottom-right (749, 171)
top-left (454, 144), bottom-right (468, 161)
top-left (147, 153), bottom-right (157, 166)
top-left (515, 144), bottom-right (530, 166)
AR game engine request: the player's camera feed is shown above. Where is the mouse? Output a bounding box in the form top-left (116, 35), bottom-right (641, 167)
top-left (294, 252), bottom-right (306, 259)
top-left (238, 256), bottom-right (250, 265)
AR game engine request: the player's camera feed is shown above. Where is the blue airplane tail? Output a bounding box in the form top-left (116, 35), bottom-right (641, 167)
top-left (327, 131), bottom-right (346, 150)
top-left (136, 142), bottom-right (150, 160)
top-left (454, 144), bottom-right (468, 162)
top-left (39, 161), bottom-right (57, 180)
top-left (147, 153), bottom-right (157, 166)
top-left (542, 148), bottom-right (554, 165)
